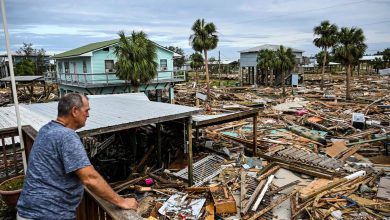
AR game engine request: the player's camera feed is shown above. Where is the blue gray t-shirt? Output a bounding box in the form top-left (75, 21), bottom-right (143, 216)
top-left (17, 121), bottom-right (91, 219)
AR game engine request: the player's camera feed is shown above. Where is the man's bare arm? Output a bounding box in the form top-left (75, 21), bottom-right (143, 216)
top-left (75, 165), bottom-right (137, 210)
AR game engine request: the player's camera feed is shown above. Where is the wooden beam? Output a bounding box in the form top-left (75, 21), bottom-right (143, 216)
top-left (248, 189), bottom-right (298, 220)
top-left (156, 123), bottom-right (162, 167)
top-left (252, 174), bottom-right (274, 211)
top-left (241, 179), bottom-right (266, 215)
top-left (253, 115), bottom-right (257, 155)
top-left (187, 117), bottom-right (193, 186)
top-left (193, 109), bottom-right (259, 128)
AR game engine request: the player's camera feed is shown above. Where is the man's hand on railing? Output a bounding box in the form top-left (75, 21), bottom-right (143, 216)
top-left (118, 198), bottom-right (138, 211)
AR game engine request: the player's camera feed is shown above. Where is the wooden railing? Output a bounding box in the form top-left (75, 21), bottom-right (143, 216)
top-left (77, 188), bottom-right (141, 220)
top-left (0, 126), bottom-right (37, 182)
top-left (43, 71), bottom-right (58, 83)
top-left (56, 71), bottom-right (186, 87)
top-left (0, 125), bottom-right (141, 219)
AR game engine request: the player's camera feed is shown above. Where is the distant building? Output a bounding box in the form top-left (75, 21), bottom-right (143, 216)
top-left (239, 44), bottom-right (304, 85)
top-left (0, 52), bottom-right (51, 79)
top-left (51, 39), bottom-right (185, 101)
top-left (359, 55), bottom-right (383, 61)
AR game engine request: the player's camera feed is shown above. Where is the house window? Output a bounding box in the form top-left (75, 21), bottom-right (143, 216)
top-left (83, 60), bottom-right (87, 73)
top-left (64, 61), bottom-right (69, 73)
top-left (160, 59), bottom-right (167, 70)
top-left (58, 62), bottom-right (63, 73)
top-left (105, 60), bottom-right (114, 72)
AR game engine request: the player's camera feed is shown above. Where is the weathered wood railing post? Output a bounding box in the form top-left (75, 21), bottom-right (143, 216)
top-left (0, 126), bottom-right (36, 182)
top-left (21, 125), bottom-right (37, 163)
top-left (253, 114), bottom-right (258, 156)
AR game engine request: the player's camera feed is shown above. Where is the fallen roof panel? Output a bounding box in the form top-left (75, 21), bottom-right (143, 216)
top-left (0, 75), bottom-right (44, 82)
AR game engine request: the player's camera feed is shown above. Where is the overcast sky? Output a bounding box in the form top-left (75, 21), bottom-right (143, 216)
top-left (1, 0), bottom-right (389, 60)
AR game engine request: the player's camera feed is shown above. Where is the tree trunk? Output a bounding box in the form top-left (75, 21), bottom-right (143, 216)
top-left (270, 69), bottom-right (274, 87)
top-left (195, 69), bottom-right (199, 85)
top-left (320, 47), bottom-right (327, 91)
top-left (282, 69), bottom-right (286, 96)
top-left (265, 69), bottom-right (269, 86)
top-left (203, 50), bottom-right (210, 100)
top-left (130, 82), bottom-right (139, 93)
top-left (346, 64), bottom-right (351, 100)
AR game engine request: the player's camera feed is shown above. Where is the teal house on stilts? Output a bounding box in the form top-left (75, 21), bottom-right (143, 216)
top-left (51, 39), bottom-right (185, 102)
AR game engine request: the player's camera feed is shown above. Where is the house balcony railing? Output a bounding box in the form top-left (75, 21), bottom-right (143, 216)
top-left (55, 70), bottom-right (186, 88)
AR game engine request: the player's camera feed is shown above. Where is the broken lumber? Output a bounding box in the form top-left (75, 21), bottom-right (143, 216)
top-left (210, 185), bottom-right (237, 214)
top-left (248, 189), bottom-right (298, 220)
top-left (241, 179), bottom-right (266, 215)
top-left (252, 174), bottom-right (274, 211)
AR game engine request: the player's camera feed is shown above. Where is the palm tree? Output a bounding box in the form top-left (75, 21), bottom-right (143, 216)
top-left (189, 18), bottom-right (218, 99)
top-left (114, 31), bottom-right (158, 92)
top-left (257, 49), bottom-right (276, 86)
top-left (286, 48), bottom-right (297, 77)
top-left (382, 48), bottom-right (390, 68)
top-left (333, 27), bottom-right (367, 100)
top-left (276, 46), bottom-right (295, 96)
top-left (371, 57), bottom-right (384, 74)
top-left (315, 51), bottom-right (331, 68)
top-left (189, 52), bottom-right (204, 84)
top-left (313, 20), bottom-right (338, 90)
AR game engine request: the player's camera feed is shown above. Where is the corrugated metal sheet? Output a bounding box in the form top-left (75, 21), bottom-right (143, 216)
top-left (239, 44), bottom-right (304, 53)
top-left (192, 113), bottom-right (231, 123)
top-left (0, 93), bottom-right (201, 143)
top-left (0, 76), bottom-right (44, 82)
top-left (0, 106), bottom-right (49, 146)
top-left (0, 105), bottom-right (49, 131)
top-left (88, 93), bottom-right (150, 102)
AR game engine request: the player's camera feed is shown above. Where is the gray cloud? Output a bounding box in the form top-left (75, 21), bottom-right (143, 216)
top-left (0, 0), bottom-right (389, 59)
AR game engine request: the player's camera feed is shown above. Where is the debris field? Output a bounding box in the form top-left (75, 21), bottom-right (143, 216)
top-left (105, 74), bottom-right (390, 219)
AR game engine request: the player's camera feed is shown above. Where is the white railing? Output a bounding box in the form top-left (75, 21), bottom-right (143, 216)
top-left (56, 71), bottom-right (186, 87)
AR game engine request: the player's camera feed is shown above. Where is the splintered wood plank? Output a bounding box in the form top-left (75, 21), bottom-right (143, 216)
top-left (205, 203), bottom-right (215, 220)
top-left (241, 170), bottom-right (247, 210)
top-left (326, 142), bottom-right (364, 160)
top-left (325, 142), bottom-right (348, 158)
top-left (299, 178), bottom-right (334, 199)
top-left (339, 145), bottom-right (361, 161)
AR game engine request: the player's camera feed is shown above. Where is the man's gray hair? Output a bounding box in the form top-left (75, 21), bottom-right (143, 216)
top-left (58, 93), bottom-right (88, 117)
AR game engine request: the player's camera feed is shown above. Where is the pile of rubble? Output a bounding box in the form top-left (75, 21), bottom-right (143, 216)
top-left (0, 84), bottom-right (58, 106)
top-left (108, 74), bottom-right (390, 219)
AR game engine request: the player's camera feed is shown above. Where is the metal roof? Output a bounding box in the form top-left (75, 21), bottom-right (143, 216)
top-left (239, 44), bottom-right (304, 53)
top-left (0, 75), bottom-right (44, 82)
top-left (0, 93), bottom-right (201, 140)
top-left (193, 109), bottom-right (259, 128)
top-left (52, 39), bottom-right (176, 59)
top-left (359, 55), bottom-right (383, 61)
top-left (192, 114), bottom-right (231, 123)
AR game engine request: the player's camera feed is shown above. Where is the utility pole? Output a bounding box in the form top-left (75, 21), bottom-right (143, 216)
top-left (218, 51), bottom-right (221, 86)
top-left (1, 0), bottom-right (27, 172)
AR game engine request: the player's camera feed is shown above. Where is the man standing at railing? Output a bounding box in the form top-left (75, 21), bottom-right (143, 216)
top-left (16, 93), bottom-right (138, 219)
